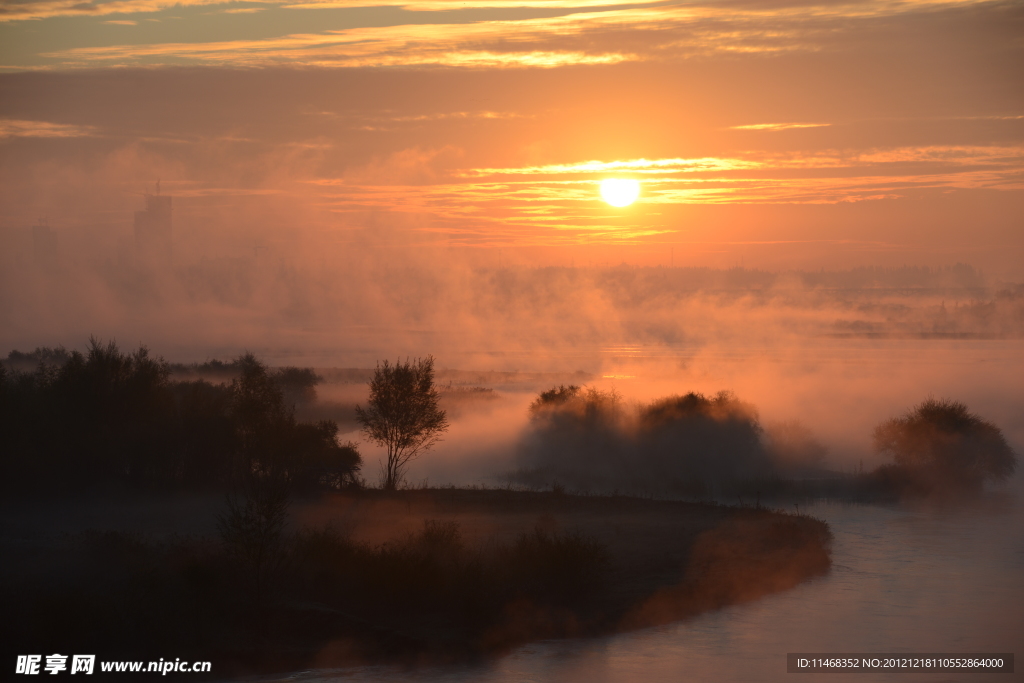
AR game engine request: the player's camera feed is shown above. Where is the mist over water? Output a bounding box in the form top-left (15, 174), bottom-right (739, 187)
top-left (7, 268), bottom-right (1021, 488)
top-left (398, 338), bottom-right (1024, 488)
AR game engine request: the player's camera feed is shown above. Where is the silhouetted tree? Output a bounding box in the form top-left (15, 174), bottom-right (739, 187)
top-left (228, 352), bottom-right (362, 490)
top-left (4, 346), bottom-right (70, 373)
top-left (51, 339), bottom-right (174, 484)
top-left (272, 366), bottom-right (322, 407)
top-left (1, 341), bottom-right (359, 494)
top-left (290, 422), bottom-right (362, 491)
top-left (356, 356), bottom-right (448, 490)
top-left (873, 398), bottom-right (1017, 491)
top-left (529, 384), bottom-right (581, 413)
top-left (230, 352), bottom-right (290, 477)
top-left (171, 379), bottom-right (236, 487)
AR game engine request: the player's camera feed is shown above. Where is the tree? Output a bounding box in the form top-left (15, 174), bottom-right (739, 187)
top-left (230, 352), bottom-right (290, 477)
top-left (290, 423), bottom-right (362, 491)
top-left (529, 384), bottom-right (581, 414)
top-left (873, 398), bottom-right (1017, 491)
top-left (356, 356), bottom-right (449, 490)
top-left (230, 352), bottom-right (360, 489)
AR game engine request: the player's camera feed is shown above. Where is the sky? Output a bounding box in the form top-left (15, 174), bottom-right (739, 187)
top-left (1, 0), bottom-right (1022, 277)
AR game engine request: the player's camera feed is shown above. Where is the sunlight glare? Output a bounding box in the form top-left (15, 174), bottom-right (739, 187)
top-left (600, 178), bottom-right (640, 207)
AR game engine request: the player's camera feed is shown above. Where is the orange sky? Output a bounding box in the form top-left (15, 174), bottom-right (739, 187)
top-left (1, 0), bottom-right (1022, 274)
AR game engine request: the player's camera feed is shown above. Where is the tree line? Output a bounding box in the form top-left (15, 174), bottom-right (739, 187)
top-left (2, 339), bottom-right (1014, 499)
top-left (515, 385), bottom-right (1017, 499)
top-left (0, 339), bottom-right (360, 494)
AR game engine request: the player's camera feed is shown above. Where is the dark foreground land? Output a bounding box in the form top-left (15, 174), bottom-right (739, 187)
top-left (2, 489), bottom-right (831, 677)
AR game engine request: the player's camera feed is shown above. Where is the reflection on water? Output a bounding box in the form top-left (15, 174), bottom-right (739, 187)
top-left (261, 495), bottom-right (1023, 683)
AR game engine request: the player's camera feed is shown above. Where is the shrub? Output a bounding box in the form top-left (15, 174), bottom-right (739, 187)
top-left (873, 398), bottom-right (1017, 491)
top-left (517, 386), bottom-right (772, 495)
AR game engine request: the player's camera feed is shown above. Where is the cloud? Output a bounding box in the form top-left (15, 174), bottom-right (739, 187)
top-left (37, 13), bottom-right (639, 68)
top-left (0, 119), bottom-right (97, 139)
top-left (284, 0), bottom-right (652, 8)
top-left (339, 110), bottom-right (532, 130)
top-left (461, 158), bottom-right (763, 176)
top-left (28, 0), bottom-right (1008, 68)
top-left (730, 123), bottom-right (831, 131)
top-left (0, 0), bottom-right (277, 22)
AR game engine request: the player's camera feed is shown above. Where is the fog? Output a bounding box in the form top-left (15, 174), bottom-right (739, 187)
top-left (4, 226), bottom-right (1023, 490)
top-left (388, 339), bottom-right (1024, 492)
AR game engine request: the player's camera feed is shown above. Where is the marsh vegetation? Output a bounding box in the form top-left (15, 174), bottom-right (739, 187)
top-left (1, 488), bottom-right (831, 674)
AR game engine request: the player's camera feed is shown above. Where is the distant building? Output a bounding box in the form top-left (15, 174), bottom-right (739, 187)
top-left (134, 188), bottom-right (172, 265)
top-left (32, 220), bottom-right (57, 268)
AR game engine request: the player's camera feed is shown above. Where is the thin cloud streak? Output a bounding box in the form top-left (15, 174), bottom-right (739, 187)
top-left (0, 0), bottom-right (276, 22)
top-left (28, 0), bottom-right (1006, 68)
top-left (0, 0), bottom-right (1000, 23)
top-left (731, 123), bottom-right (831, 131)
top-left (38, 12), bottom-right (640, 68)
top-left (461, 158), bottom-right (763, 176)
top-left (284, 0), bottom-right (652, 8)
top-left (0, 118), bottom-right (97, 138)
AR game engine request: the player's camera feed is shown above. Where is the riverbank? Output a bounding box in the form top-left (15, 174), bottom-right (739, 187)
top-left (1, 489), bottom-right (831, 677)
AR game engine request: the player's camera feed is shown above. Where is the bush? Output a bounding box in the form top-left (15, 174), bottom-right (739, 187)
top-left (516, 386), bottom-right (773, 495)
top-left (873, 398), bottom-right (1017, 492)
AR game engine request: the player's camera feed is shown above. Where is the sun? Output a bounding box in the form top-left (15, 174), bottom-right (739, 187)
top-left (600, 178), bottom-right (640, 207)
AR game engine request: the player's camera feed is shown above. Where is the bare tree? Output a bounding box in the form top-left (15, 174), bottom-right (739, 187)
top-left (356, 356), bottom-right (449, 490)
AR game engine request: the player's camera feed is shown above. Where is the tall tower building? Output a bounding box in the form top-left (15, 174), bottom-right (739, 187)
top-left (134, 184), bottom-right (172, 265)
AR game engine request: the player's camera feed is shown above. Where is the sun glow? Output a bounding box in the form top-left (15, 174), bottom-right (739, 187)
top-left (600, 178), bottom-right (640, 206)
